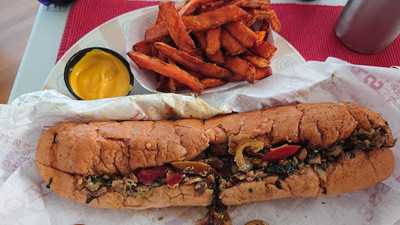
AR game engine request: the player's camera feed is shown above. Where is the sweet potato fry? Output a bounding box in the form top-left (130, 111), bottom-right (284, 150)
top-left (128, 51), bottom-right (204, 93)
top-left (179, 0), bottom-right (215, 16)
top-left (244, 55), bottom-right (269, 68)
top-left (246, 9), bottom-right (279, 32)
top-left (198, 0), bottom-right (225, 13)
top-left (182, 5), bottom-right (249, 31)
top-left (244, 15), bottom-right (257, 27)
top-left (265, 9), bottom-right (281, 32)
top-left (233, 0), bottom-right (271, 8)
top-left (158, 51), bottom-right (168, 62)
top-left (144, 24), bottom-right (168, 42)
top-left (224, 21), bottom-right (257, 48)
top-left (206, 27), bottom-right (221, 55)
top-left (154, 42), bottom-right (231, 79)
top-left (133, 41), bottom-right (153, 55)
top-left (255, 67), bottom-right (272, 80)
top-left (260, 21), bottom-right (271, 33)
top-left (159, 2), bottom-right (197, 55)
top-left (207, 49), bottom-right (225, 64)
top-left (247, 9), bottom-right (268, 20)
top-left (220, 29), bottom-right (246, 55)
top-left (144, 7), bottom-right (172, 43)
top-left (201, 78), bottom-right (226, 89)
top-left (146, 5), bottom-right (252, 42)
top-left (251, 41), bottom-right (277, 59)
top-left (193, 31), bottom-right (207, 50)
top-left (246, 8), bottom-right (281, 32)
top-left (155, 9), bottom-right (163, 25)
top-left (255, 31), bottom-right (267, 46)
top-left (224, 57), bottom-right (256, 83)
top-left (227, 73), bottom-right (246, 82)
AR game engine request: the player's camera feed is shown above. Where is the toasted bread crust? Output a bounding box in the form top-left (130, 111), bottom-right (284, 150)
top-left (220, 148), bottom-right (395, 205)
top-left (205, 102), bottom-right (392, 148)
top-left (219, 167), bottom-right (320, 205)
top-left (36, 119), bottom-right (209, 176)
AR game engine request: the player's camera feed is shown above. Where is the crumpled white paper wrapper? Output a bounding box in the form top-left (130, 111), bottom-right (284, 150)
top-left (1, 58), bottom-right (400, 225)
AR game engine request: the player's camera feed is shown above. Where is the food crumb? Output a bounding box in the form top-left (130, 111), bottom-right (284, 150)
top-left (46, 177), bottom-right (53, 189)
top-left (321, 201), bottom-right (326, 204)
top-left (158, 216), bottom-right (164, 221)
top-left (248, 188), bottom-right (253, 193)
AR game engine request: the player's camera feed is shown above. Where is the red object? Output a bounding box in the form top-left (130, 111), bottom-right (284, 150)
top-left (57, 1), bottom-right (400, 66)
top-left (165, 171), bottom-right (183, 187)
top-left (263, 144), bottom-right (301, 161)
top-left (136, 166), bottom-right (167, 185)
top-left (57, 0), bottom-right (158, 60)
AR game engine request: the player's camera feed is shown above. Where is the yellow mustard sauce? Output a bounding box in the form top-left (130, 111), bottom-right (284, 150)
top-left (68, 49), bottom-right (132, 100)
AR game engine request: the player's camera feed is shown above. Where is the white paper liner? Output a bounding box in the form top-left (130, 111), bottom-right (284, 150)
top-left (1, 58), bottom-right (400, 225)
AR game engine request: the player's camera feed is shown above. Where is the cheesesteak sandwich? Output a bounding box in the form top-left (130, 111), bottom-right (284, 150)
top-left (36, 102), bottom-right (395, 222)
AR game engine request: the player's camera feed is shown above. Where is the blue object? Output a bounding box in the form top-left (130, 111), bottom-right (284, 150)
top-left (38, 0), bottom-right (74, 6)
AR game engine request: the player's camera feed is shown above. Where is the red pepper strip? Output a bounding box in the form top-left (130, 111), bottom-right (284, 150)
top-left (262, 144), bottom-right (301, 161)
top-left (136, 166), bottom-right (167, 185)
top-left (166, 171), bottom-right (183, 187)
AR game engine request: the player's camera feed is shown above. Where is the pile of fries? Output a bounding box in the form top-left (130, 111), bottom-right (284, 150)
top-left (128, 0), bottom-right (280, 93)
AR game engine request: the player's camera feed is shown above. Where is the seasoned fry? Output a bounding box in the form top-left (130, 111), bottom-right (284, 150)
top-left (207, 50), bottom-right (225, 64)
top-left (255, 31), bottom-right (267, 45)
top-left (159, 2), bottom-right (197, 55)
top-left (224, 57), bottom-right (256, 83)
top-left (154, 42), bottom-right (231, 79)
top-left (201, 78), bottom-right (226, 89)
top-left (179, 0), bottom-right (215, 16)
top-left (206, 27), bottom-right (221, 55)
top-left (221, 29), bottom-right (246, 55)
top-left (251, 41), bottom-right (277, 59)
top-left (182, 5), bottom-right (249, 31)
top-left (255, 67), bottom-right (272, 80)
top-left (133, 41), bottom-right (153, 55)
top-left (128, 51), bottom-right (204, 93)
top-left (224, 21), bottom-right (257, 48)
top-left (244, 55), bottom-right (269, 68)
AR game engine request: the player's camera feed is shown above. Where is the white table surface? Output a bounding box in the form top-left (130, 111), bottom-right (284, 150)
top-left (9, 0), bottom-right (347, 103)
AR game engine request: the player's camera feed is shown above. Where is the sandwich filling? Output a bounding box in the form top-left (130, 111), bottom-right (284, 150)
top-left (78, 127), bottom-right (392, 224)
top-left (220, 127), bottom-right (390, 191)
top-left (82, 163), bottom-right (215, 204)
top-left (197, 127), bottom-right (392, 224)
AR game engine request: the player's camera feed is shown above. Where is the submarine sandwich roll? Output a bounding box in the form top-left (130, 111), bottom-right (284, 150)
top-left (36, 102), bottom-right (395, 210)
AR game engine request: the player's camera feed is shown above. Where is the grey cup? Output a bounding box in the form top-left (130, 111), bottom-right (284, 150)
top-left (335, 0), bottom-right (400, 54)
